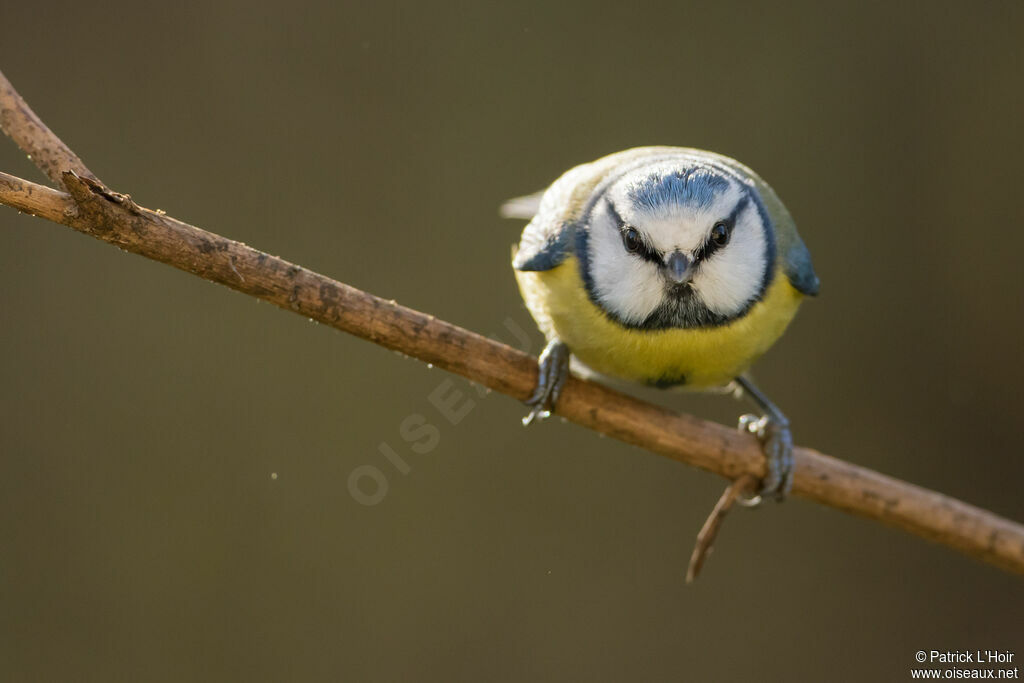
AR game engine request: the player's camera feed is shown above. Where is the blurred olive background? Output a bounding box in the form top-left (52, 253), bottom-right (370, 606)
top-left (2, 1), bottom-right (1023, 681)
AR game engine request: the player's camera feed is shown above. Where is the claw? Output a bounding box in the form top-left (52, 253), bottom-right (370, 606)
top-left (732, 376), bottom-right (797, 504)
top-left (736, 412), bottom-right (793, 504)
top-left (522, 340), bottom-right (569, 426)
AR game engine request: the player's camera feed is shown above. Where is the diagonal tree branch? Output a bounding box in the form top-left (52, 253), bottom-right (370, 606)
top-left (0, 70), bottom-right (98, 189)
top-left (1, 70), bottom-right (1022, 577)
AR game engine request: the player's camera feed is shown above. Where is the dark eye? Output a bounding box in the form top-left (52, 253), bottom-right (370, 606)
top-left (622, 227), bottom-right (642, 253)
top-left (711, 221), bottom-right (731, 247)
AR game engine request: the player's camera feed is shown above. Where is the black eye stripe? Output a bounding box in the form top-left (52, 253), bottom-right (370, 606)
top-left (605, 197), bottom-right (627, 229)
top-left (621, 228), bottom-right (662, 264)
top-left (693, 194), bottom-right (750, 264)
top-left (606, 198), bottom-right (662, 264)
top-left (693, 228), bottom-right (727, 263)
top-left (725, 193), bottom-right (751, 224)
top-left (606, 194), bottom-right (751, 266)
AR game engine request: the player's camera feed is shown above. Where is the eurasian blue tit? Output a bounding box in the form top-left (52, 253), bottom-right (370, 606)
top-left (504, 147), bottom-right (819, 500)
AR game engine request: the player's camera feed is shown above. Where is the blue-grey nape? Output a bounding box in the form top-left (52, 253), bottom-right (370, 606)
top-left (626, 166), bottom-right (732, 213)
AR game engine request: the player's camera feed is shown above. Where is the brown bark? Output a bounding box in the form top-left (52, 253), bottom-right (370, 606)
top-left (0, 71), bottom-right (98, 188)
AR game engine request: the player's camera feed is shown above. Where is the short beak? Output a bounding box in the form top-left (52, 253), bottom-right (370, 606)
top-left (664, 251), bottom-right (691, 284)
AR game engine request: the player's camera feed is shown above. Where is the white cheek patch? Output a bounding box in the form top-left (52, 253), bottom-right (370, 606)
top-left (692, 205), bottom-right (768, 317)
top-left (586, 205), bottom-right (664, 325)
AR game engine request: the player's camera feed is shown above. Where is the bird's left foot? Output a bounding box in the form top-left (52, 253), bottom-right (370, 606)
top-left (737, 413), bottom-right (794, 504)
top-left (522, 339), bottom-right (570, 426)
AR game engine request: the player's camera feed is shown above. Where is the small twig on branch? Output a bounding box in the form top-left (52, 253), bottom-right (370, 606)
top-left (686, 475), bottom-right (761, 583)
top-left (688, 475), bottom-right (761, 581)
top-left (1, 69), bottom-right (1023, 577)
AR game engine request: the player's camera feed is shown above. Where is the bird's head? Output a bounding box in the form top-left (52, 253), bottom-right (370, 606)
top-left (582, 161), bottom-right (775, 329)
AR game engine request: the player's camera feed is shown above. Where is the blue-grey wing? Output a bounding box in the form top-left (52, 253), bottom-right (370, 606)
top-left (511, 213), bottom-right (573, 272)
top-left (504, 182), bottom-right (577, 272)
top-left (769, 200), bottom-right (819, 297)
top-left (782, 236), bottom-right (820, 296)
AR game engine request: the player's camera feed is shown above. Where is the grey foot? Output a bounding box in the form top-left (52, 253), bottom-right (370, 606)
top-left (523, 340), bottom-right (570, 426)
top-left (737, 414), bottom-right (794, 504)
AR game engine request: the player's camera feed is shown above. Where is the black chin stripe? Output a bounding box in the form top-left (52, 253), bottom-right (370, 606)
top-left (638, 289), bottom-right (734, 330)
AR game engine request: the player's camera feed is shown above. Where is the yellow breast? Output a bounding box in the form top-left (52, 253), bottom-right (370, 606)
top-left (515, 255), bottom-right (805, 388)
